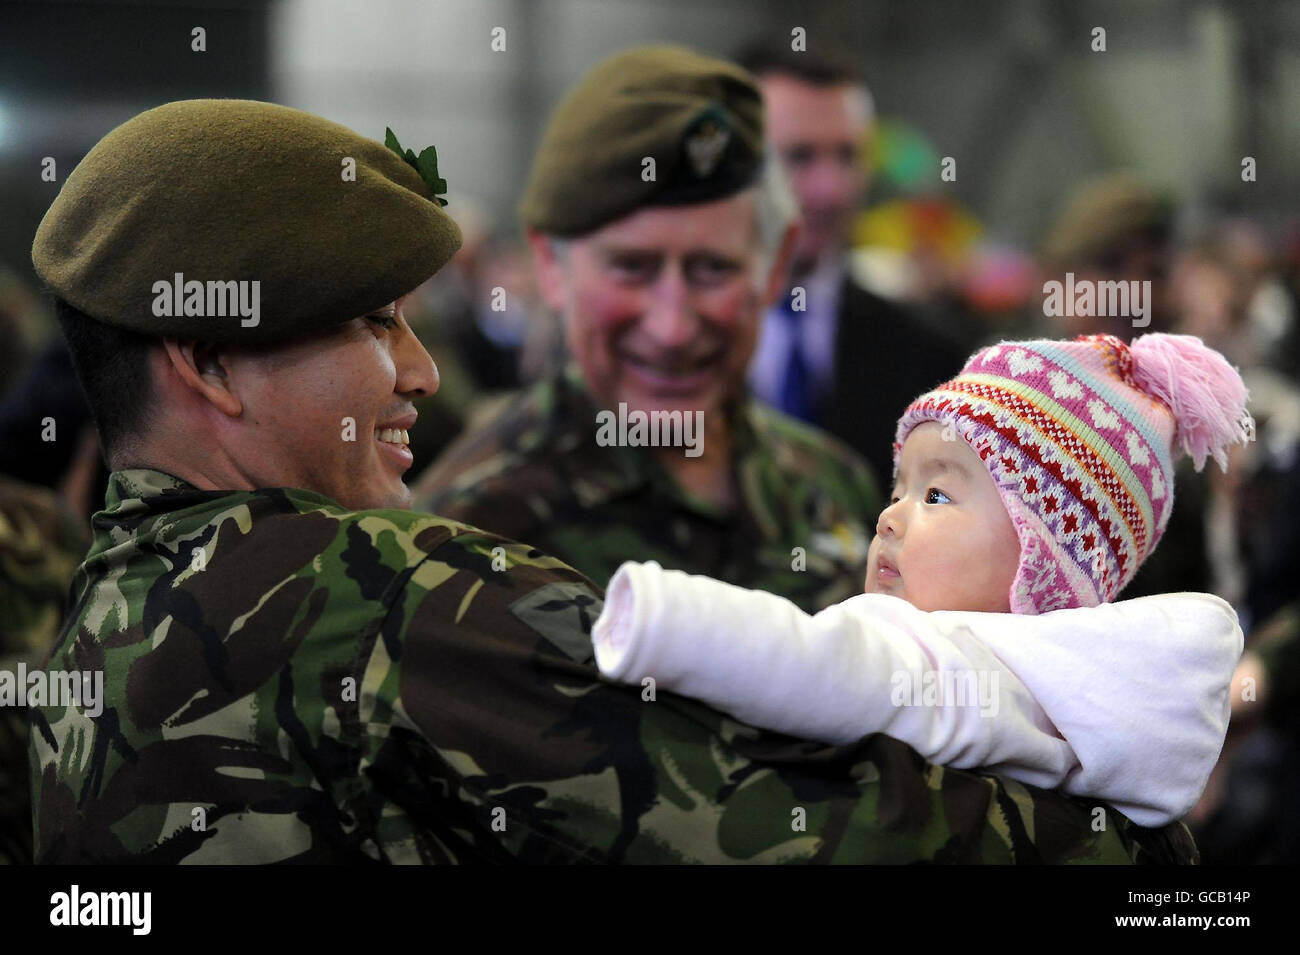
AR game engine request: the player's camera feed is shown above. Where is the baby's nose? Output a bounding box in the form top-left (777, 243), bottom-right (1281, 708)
top-left (877, 503), bottom-right (900, 537)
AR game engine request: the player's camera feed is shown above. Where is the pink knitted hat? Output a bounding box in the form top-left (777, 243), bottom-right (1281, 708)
top-left (894, 333), bottom-right (1255, 614)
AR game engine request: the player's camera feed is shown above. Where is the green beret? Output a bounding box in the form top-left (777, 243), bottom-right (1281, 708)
top-left (1042, 173), bottom-right (1174, 267)
top-left (32, 99), bottom-right (461, 344)
top-left (520, 45), bottom-right (764, 237)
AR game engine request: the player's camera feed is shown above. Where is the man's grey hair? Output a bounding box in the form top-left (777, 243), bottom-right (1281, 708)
top-left (752, 151), bottom-right (800, 261)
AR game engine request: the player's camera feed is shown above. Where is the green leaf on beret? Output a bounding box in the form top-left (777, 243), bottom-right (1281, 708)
top-left (385, 127), bottom-right (449, 207)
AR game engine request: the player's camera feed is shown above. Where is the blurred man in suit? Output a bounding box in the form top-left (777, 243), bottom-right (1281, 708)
top-left (738, 43), bottom-right (967, 485)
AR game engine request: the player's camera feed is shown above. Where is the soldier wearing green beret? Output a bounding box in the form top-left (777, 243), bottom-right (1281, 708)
top-left (26, 97), bottom-right (1193, 864)
top-left (412, 45), bottom-right (880, 614)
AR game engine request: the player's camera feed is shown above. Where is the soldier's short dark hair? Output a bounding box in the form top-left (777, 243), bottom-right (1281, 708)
top-left (53, 296), bottom-right (155, 458)
top-left (735, 40), bottom-right (865, 88)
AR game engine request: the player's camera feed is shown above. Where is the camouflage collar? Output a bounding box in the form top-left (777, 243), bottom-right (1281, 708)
top-left (546, 365), bottom-right (653, 501)
top-left (102, 468), bottom-right (341, 518)
top-left (105, 468), bottom-right (200, 509)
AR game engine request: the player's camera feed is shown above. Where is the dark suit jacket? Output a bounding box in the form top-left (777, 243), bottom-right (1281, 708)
top-left (817, 277), bottom-right (970, 488)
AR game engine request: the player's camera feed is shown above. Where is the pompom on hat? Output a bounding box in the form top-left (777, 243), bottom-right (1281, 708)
top-left (894, 333), bottom-right (1255, 614)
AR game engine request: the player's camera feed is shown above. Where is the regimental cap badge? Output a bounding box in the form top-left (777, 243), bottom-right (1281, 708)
top-left (385, 127), bottom-right (449, 207)
top-left (684, 104), bottom-right (732, 179)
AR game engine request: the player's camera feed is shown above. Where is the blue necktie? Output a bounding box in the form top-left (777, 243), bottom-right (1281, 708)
top-left (777, 292), bottom-right (816, 423)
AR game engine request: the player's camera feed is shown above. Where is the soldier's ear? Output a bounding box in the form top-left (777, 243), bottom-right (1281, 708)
top-left (526, 228), bottom-right (568, 313)
top-left (161, 339), bottom-right (243, 418)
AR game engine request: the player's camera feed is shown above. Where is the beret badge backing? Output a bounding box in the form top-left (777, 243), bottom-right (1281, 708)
top-left (684, 105), bottom-right (732, 179)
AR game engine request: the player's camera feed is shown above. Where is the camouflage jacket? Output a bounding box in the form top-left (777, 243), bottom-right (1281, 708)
top-left (412, 365), bottom-right (880, 613)
top-left (0, 477), bottom-right (85, 654)
top-left (1, 477), bottom-right (87, 864)
top-left (28, 468), bottom-right (1198, 863)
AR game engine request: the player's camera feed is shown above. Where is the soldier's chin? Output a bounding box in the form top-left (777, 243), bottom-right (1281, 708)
top-left (384, 479), bottom-right (413, 510)
top-left (618, 363), bottom-right (729, 417)
top-left (340, 473), bottom-right (412, 511)
top-left (624, 361), bottom-right (713, 394)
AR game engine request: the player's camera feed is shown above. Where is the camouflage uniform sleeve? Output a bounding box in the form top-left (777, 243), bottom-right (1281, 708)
top-left (806, 421), bottom-right (884, 522)
top-left (833, 438), bottom-right (884, 530)
top-left (1, 478), bottom-right (86, 865)
top-left (749, 403), bottom-right (884, 537)
top-left (422, 480), bottom-right (547, 546)
top-left (0, 478), bottom-right (87, 660)
top-left (371, 529), bottom-right (1172, 863)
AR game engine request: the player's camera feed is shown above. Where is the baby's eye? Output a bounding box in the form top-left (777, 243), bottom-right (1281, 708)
top-left (924, 487), bottom-right (951, 505)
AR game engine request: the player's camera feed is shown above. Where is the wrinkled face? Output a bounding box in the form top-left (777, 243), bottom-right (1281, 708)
top-left (535, 192), bottom-right (773, 420)
top-left (760, 73), bottom-right (872, 266)
top-left (229, 296), bottom-right (437, 510)
top-left (865, 422), bottom-right (1022, 612)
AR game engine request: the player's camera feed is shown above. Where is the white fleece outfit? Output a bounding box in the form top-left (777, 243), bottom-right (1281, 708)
top-left (592, 561), bottom-right (1243, 827)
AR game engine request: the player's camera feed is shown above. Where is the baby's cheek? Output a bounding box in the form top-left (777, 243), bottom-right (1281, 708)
top-left (956, 537), bottom-right (1018, 611)
top-left (983, 523), bottom-right (1022, 593)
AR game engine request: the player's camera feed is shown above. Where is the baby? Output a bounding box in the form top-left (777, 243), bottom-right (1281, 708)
top-left (592, 333), bottom-right (1255, 827)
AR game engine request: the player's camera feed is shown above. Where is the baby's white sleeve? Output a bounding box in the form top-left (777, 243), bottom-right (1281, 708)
top-left (593, 562), bottom-right (1241, 827)
top-left (592, 561), bottom-right (1077, 784)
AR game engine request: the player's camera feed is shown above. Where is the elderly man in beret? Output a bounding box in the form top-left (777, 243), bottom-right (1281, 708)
top-left (413, 46), bottom-right (882, 614)
top-left (26, 97), bottom-right (1194, 865)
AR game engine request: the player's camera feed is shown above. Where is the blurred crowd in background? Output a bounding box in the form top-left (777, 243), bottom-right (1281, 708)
top-left (1, 0), bottom-right (1298, 865)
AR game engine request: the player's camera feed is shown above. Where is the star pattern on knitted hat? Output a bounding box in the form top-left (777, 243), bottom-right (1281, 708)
top-left (385, 128), bottom-right (449, 207)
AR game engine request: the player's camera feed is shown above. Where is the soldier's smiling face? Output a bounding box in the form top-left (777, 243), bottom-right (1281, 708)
top-left (158, 294), bottom-right (439, 510)
top-left (242, 297), bottom-right (438, 510)
top-left (530, 191), bottom-right (781, 422)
